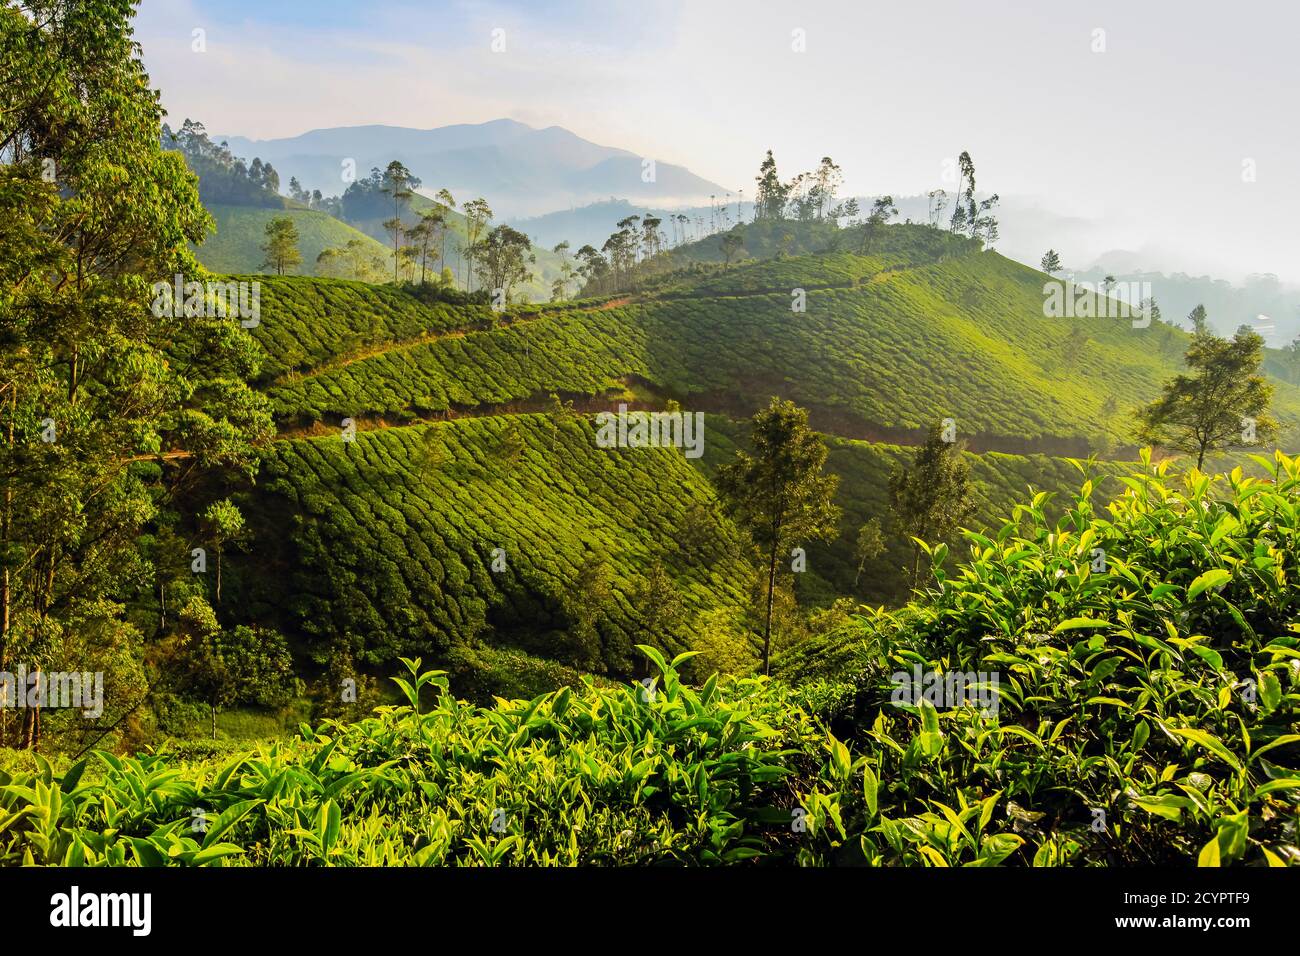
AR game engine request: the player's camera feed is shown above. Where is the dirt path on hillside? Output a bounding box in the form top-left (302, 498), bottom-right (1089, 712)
top-left (270, 294), bottom-right (646, 388)
top-left (272, 379), bottom-right (1117, 459)
top-left (269, 257), bottom-right (939, 388)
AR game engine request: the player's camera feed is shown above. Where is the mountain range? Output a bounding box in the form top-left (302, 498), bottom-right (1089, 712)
top-left (217, 119), bottom-right (730, 218)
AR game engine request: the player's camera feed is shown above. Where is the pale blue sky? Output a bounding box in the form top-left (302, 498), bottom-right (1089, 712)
top-left (134, 0), bottom-right (1300, 283)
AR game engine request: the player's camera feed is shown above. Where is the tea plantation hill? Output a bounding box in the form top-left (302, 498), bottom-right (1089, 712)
top-left (220, 223), bottom-right (1300, 698)
top-left (10, 452), bottom-right (1297, 867)
top-left (245, 225), bottom-right (1300, 451)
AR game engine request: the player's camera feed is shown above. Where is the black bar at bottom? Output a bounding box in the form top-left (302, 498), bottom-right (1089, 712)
top-left (1, 866), bottom-right (1286, 943)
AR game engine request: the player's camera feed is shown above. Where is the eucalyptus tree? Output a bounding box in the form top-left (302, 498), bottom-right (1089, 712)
top-left (379, 160), bottom-right (419, 281)
top-left (0, 0), bottom-right (272, 747)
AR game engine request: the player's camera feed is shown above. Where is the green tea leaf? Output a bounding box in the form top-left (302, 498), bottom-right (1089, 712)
top-left (862, 765), bottom-right (879, 819)
top-left (1197, 836), bottom-right (1220, 867)
top-left (1187, 569), bottom-right (1231, 601)
top-left (1053, 617), bottom-right (1109, 632)
top-left (918, 699), bottom-right (943, 758)
top-left (1169, 727), bottom-right (1242, 773)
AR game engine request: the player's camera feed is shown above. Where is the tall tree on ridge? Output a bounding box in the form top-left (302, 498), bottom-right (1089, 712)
top-left (434, 188), bottom-right (456, 272)
top-left (927, 188), bottom-right (948, 229)
top-left (720, 232), bottom-right (744, 267)
top-left (552, 241), bottom-right (575, 299)
top-left (461, 197), bottom-right (493, 292)
top-left (380, 160), bottom-right (418, 282)
top-left (862, 196), bottom-right (897, 253)
top-left (412, 207), bottom-right (445, 284)
top-left (811, 156), bottom-right (843, 221)
top-left (261, 216), bottom-right (302, 275)
top-left (949, 151), bottom-right (976, 234)
top-left (471, 224), bottom-right (534, 302)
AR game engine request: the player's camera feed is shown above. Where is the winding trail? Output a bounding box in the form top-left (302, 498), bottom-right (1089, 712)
top-left (269, 256), bottom-right (938, 389)
top-left (121, 255), bottom-right (1123, 463)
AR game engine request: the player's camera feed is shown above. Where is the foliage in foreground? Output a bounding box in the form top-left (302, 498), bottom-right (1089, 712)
top-left (2, 454), bottom-right (1298, 866)
top-left (781, 449), bottom-right (1300, 865)
top-left (0, 650), bottom-right (827, 866)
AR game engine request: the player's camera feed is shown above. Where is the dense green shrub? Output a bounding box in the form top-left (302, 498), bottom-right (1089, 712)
top-left (779, 450), bottom-right (1300, 865)
top-left (0, 650), bottom-right (826, 866)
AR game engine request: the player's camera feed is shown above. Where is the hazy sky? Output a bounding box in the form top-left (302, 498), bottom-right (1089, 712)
top-left (134, 0), bottom-right (1300, 283)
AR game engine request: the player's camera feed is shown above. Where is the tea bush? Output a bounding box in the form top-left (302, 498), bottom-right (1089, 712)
top-left (779, 450), bottom-right (1300, 865)
top-left (658, 251), bottom-right (904, 297)
top-left (261, 255), bottom-right (1300, 443)
top-left (246, 275), bottom-right (488, 382)
top-left (0, 650), bottom-right (827, 866)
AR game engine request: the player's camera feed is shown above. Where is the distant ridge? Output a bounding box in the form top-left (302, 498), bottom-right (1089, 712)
top-left (216, 119), bottom-right (729, 218)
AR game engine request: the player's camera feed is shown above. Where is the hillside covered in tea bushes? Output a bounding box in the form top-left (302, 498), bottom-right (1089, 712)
top-left (238, 415), bottom-right (751, 683)
top-left (8, 0), bottom-right (1294, 875)
top-left (204, 222), bottom-right (1300, 701)
top-left (246, 227), bottom-right (1300, 451)
top-left (230, 409), bottom-right (1131, 697)
top-left (196, 204), bottom-right (392, 278)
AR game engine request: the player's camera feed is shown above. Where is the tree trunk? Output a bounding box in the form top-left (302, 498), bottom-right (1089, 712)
top-left (762, 541), bottom-right (778, 675)
top-left (211, 704), bottom-right (217, 740)
top-left (19, 561), bottom-right (57, 750)
top-left (393, 202), bottom-right (400, 283)
top-left (0, 384), bottom-right (13, 747)
top-left (20, 682), bottom-right (39, 749)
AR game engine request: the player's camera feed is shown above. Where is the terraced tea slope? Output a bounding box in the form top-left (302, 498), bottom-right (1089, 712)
top-left (240, 415), bottom-right (751, 684)
top-left (251, 233), bottom-right (1300, 451)
top-left (223, 224), bottom-right (1300, 690)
